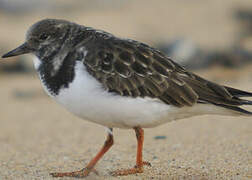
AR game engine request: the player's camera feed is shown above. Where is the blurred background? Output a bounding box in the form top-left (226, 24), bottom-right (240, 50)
top-left (1, 0), bottom-right (252, 71)
top-left (0, 0), bottom-right (252, 179)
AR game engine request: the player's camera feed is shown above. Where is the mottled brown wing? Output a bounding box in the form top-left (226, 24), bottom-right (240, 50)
top-left (81, 34), bottom-right (252, 112)
top-left (82, 36), bottom-right (199, 107)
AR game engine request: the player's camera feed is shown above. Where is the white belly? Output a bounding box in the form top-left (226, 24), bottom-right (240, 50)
top-left (34, 59), bottom-right (237, 129)
top-left (54, 61), bottom-right (173, 128)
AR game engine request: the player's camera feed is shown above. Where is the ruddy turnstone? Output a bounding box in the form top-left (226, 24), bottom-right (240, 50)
top-left (2, 19), bottom-right (252, 177)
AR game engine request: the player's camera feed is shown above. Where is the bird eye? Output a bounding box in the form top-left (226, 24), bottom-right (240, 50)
top-left (39, 33), bottom-right (48, 40)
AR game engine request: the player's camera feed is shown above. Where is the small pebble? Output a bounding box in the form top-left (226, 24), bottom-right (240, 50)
top-left (153, 156), bottom-right (158, 160)
top-left (154, 136), bottom-right (167, 140)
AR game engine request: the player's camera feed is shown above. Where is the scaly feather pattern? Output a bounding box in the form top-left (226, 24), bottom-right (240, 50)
top-left (78, 30), bottom-right (252, 114)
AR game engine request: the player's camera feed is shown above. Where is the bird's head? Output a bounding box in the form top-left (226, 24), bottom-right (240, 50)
top-left (2, 19), bottom-right (73, 60)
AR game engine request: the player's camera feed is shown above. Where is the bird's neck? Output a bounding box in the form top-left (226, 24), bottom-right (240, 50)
top-left (35, 52), bottom-right (76, 96)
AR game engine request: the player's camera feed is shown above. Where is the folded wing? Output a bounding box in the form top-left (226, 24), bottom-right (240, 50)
top-left (81, 33), bottom-right (252, 115)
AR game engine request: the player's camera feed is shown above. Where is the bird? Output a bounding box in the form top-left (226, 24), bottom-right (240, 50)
top-left (2, 19), bottom-right (252, 178)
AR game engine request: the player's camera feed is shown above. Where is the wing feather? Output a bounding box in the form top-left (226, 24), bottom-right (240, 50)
top-left (82, 36), bottom-right (198, 107)
top-left (81, 33), bottom-right (251, 112)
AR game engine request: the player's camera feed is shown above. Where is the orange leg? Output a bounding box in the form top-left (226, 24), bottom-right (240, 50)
top-left (50, 128), bottom-right (114, 178)
top-left (111, 127), bottom-right (151, 176)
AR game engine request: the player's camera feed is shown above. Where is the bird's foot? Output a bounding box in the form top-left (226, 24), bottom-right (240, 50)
top-left (50, 167), bottom-right (98, 178)
top-left (110, 161), bottom-right (151, 176)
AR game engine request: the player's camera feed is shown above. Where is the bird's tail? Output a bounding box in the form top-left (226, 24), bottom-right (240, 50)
top-left (224, 86), bottom-right (252, 97)
top-left (180, 73), bottom-right (252, 116)
top-left (220, 86), bottom-right (252, 116)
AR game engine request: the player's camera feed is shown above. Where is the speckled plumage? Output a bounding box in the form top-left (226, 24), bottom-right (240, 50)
top-left (82, 35), bottom-right (252, 112)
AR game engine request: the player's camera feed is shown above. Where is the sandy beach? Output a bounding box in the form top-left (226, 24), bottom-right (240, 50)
top-left (0, 0), bottom-right (252, 179)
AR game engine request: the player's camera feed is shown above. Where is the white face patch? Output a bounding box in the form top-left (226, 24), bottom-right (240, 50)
top-left (51, 51), bottom-right (68, 76)
top-left (33, 56), bottom-right (41, 70)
